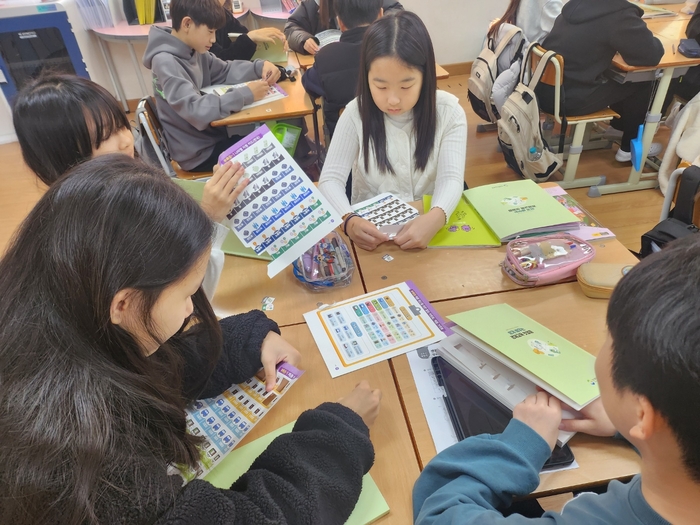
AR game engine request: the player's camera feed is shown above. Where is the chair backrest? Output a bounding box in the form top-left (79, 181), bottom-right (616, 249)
top-left (528, 45), bottom-right (564, 123)
top-left (136, 96), bottom-right (175, 176)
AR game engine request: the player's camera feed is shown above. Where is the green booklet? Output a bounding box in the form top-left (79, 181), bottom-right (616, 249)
top-left (204, 421), bottom-right (390, 525)
top-left (448, 304), bottom-right (599, 409)
top-left (423, 195), bottom-right (500, 248)
top-left (463, 180), bottom-right (581, 241)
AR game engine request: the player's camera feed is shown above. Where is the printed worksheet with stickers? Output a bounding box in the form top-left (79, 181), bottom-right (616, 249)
top-left (220, 125), bottom-right (341, 277)
top-left (304, 281), bottom-right (451, 377)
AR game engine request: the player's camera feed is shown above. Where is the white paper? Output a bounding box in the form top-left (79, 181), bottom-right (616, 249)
top-left (220, 125), bottom-right (342, 277)
top-left (352, 192), bottom-right (419, 227)
top-left (202, 83), bottom-right (287, 110)
top-left (305, 281), bottom-right (451, 378)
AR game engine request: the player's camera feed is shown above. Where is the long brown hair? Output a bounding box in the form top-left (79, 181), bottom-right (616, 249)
top-left (487, 0), bottom-right (521, 40)
top-left (0, 155), bottom-right (222, 524)
top-left (318, 0), bottom-right (336, 30)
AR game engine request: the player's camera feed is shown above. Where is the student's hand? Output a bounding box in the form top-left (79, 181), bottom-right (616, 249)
top-left (393, 208), bottom-right (445, 250)
top-left (259, 331), bottom-right (302, 392)
top-left (247, 27), bottom-right (285, 45)
top-left (303, 37), bottom-right (319, 55)
top-left (247, 79), bottom-right (270, 101)
top-left (338, 380), bottom-right (382, 428)
top-left (261, 61), bottom-right (281, 85)
top-left (346, 216), bottom-right (389, 251)
top-left (558, 398), bottom-right (617, 437)
top-left (200, 161), bottom-right (248, 223)
top-left (513, 392), bottom-right (562, 451)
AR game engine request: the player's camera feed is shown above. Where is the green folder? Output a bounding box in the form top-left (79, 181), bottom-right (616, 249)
top-left (173, 178), bottom-right (272, 261)
top-left (423, 195), bottom-right (500, 248)
top-left (251, 40), bottom-right (288, 64)
top-left (448, 304), bottom-right (599, 408)
top-left (462, 180), bottom-right (580, 242)
top-left (204, 422), bottom-right (390, 525)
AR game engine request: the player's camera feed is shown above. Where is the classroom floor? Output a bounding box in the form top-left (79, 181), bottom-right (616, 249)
top-left (0, 74), bottom-right (668, 255)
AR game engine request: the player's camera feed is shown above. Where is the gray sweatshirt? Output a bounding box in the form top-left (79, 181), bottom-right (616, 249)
top-left (143, 26), bottom-right (263, 170)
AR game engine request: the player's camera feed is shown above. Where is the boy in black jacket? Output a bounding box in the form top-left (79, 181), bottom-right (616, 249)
top-left (540, 0), bottom-right (664, 162)
top-left (302, 0), bottom-right (383, 138)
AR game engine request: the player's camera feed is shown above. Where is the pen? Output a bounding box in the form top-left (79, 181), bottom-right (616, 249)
top-left (673, 44), bottom-right (676, 55)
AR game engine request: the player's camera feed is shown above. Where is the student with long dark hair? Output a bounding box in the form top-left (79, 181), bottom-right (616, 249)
top-left (487, 0), bottom-right (565, 44)
top-left (0, 155), bottom-right (380, 524)
top-left (285, 0), bottom-right (403, 55)
top-left (318, 11), bottom-right (467, 251)
top-left (12, 74), bottom-right (246, 298)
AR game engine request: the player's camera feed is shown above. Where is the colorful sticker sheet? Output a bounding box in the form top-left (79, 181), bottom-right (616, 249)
top-left (220, 125), bottom-right (341, 277)
top-left (174, 363), bottom-right (304, 481)
top-left (304, 281), bottom-right (451, 377)
top-left (352, 193), bottom-right (419, 227)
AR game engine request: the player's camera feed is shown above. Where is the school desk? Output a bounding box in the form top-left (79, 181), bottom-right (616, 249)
top-left (211, 241), bottom-right (366, 328)
top-left (601, 15), bottom-right (700, 195)
top-left (91, 11), bottom-right (251, 112)
top-left (210, 74), bottom-right (315, 127)
top-left (351, 215), bottom-right (638, 304)
top-left (293, 51), bottom-right (451, 79)
top-left (390, 282), bottom-right (642, 497)
top-left (234, 322), bottom-right (420, 524)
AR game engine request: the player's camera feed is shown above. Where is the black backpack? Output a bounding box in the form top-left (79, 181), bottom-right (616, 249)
top-left (641, 166), bottom-right (700, 257)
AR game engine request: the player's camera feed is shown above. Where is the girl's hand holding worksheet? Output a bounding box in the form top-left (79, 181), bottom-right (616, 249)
top-left (201, 161), bottom-right (248, 223)
top-left (393, 208), bottom-right (445, 250)
top-left (260, 332), bottom-right (303, 391)
top-left (346, 216), bottom-right (389, 251)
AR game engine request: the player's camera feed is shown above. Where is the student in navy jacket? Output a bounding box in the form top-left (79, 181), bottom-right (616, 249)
top-left (539, 0), bottom-right (664, 162)
top-left (285, 0), bottom-right (402, 54)
top-left (302, 0), bottom-right (383, 138)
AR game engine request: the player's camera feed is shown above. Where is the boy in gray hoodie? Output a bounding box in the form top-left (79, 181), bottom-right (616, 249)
top-left (143, 0), bottom-right (280, 172)
top-left (413, 235), bottom-right (700, 524)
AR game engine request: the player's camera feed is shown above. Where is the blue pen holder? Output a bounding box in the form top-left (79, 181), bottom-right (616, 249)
top-left (292, 232), bottom-right (355, 292)
top-left (629, 124), bottom-right (644, 172)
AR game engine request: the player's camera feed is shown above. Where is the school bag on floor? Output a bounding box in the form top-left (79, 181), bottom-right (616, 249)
top-left (497, 44), bottom-right (562, 181)
top-left (640, 166), bottom-right (700, 257)
top-left (468, 25), bottom-right (524, 123)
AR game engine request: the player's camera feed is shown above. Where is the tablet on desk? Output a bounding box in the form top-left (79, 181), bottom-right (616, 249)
top-left (432, 356), bottom-right (575, 471)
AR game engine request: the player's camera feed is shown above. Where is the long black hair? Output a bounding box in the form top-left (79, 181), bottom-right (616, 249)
top-left (358, 11), bottom-right (437, 174)
top-left (12, 74), bottom-right (131, 186)
top-left (0, 155), bottom-right (222, 524)
top-left (487, 0), bottom-right (522, 40)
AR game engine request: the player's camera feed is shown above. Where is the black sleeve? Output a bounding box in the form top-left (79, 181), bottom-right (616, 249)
top-left (284, 0), bottom-right (320, 53)
top-left (180, 310), bottom-right (280, 401)
top-left (382, 0), bottom-right (404, 12)
top-left (212, 12), bottom-right (258, 62)
top-left (301, 65), bottom-right (324, 98)
top-left (159, 403), bottom-right (374, 525)
top-left (610, 8), bottom-right (664, 67)
top-left (688, 10), bottom-right (700, 42)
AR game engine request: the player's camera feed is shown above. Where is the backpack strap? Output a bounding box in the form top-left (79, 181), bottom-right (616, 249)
top-left (671, 165), bottom-right (700, 224)
top-left (492, 25), bottom-right (523, 58)
top-left (527, 48), bottom-right (557, 90)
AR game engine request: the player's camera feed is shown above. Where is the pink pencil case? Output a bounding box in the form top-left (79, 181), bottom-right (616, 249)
top-left (501, 234), bottom-right (596, 286)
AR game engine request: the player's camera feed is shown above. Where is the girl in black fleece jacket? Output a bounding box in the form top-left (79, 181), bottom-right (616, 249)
top-left (0, 155), bottom-right (379, 525)
top-left (539, 0), bottom-right (664, 159)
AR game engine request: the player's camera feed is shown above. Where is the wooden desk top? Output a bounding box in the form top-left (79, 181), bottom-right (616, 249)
top-left (238, 323), bottom-right (420, 523)
top-left (211, 77), bottom-right (314, 127)
top-left (211, 239), bottom-right (366, 328)
top-left (391, 283), bottom-right (642, 497)
top-left (613, 18), bottom-right (700, 71)
top-left (353, 237), bottom-right (637, 304)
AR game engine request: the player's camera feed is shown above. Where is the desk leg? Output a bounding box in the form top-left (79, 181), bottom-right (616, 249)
top-left (96, 38), bottom-right (129, 113)
top-left (127, 41), bottom-right (150, 97)
top-left (595, 67), bottom-right (673, 195)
